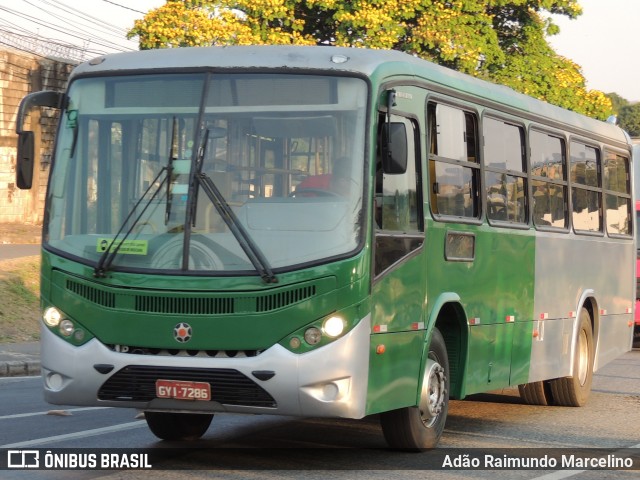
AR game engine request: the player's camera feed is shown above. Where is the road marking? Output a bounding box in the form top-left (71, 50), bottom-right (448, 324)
top-left (0, 407), bottom-right (112, 421)
top-left (0, 421), bottom-right (146, 448)
top-left (0, 376), bottom-right (39, 382)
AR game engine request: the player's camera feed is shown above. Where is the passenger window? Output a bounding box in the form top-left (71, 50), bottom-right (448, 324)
top-left (530, 130), bottom-right (568, 229)
top-left (570, 142), bottom-right (602, 233)
top-left (428, 102), bottom-right (480, 219)
top-left (604, 152), bottom-right (631, 235)
top-left (483, 117), bottom-right (527, 224)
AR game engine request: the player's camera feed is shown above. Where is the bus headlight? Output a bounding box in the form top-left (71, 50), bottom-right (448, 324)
top-left (59, 319), bottom-right (75, 337)
top-left (304, 327), bottom-right (322, 345)
top-left (323, 316), bottom-right (345, 338)
top-left (43, 307), bottom-right (63, 327)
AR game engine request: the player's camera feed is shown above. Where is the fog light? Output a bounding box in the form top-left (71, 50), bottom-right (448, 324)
top-left (304, 327), bottom-right (322, 345)
top-left (323, 316), bottom-right (345, 338)
top-left (59, 319), bottom-right (75, 337)
top-left (47, 372), bottom-right (64, 390)
top-left (289, 337), bottom-right (301, 349)
top-left (43, 307), bottom-right (62, 327)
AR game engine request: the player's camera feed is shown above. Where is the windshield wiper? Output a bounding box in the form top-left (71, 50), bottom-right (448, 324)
top-left (95, 117), bottom-right (181, 278)
top-left (195, 171), bottom-right (277, 284)
top-left (93, 166), bottom-right (168, 278)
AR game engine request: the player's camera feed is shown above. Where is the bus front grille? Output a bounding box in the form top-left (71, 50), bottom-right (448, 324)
top-left (97, 365), bottom-right (277, 408)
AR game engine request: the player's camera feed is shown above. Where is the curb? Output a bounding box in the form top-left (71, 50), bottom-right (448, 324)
top-left (0, 360), bottom-right (41, 377)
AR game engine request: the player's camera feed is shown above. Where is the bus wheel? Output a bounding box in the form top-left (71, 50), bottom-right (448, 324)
top-left (144, 412), bottom-right (213, 441)
top-left (550, 308), bottom-right (594, 407)
top-left (518, 380), bottom-right (554, 406)
top-left (379, 328), bottom-right (449, 450)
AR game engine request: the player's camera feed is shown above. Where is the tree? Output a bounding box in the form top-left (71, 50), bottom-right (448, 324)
top-left (127, 0), bottom-right (613, 120)
top-left (605, 92), bottom-right (629, 116)
top-left (618, 104), bottom-right (640, 138)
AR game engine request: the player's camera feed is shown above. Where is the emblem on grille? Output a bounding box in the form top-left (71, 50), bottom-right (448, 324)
top-left (173, 322), bottom-right (193, 343)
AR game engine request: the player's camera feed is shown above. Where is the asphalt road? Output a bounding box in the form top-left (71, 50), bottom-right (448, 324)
top-left (0, 349), bottom-right (638, 479)
top-left (0, 244), bottom-right (41, 261)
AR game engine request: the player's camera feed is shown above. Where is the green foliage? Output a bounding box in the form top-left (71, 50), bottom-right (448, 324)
top-left (618, 104), bottom-right (640, 138)
top-left (0, 257), bottom-right (40, 343)
top-left (606, 92), bottom-right (630, 115)
top-left (127, 0), bottom-right (613, 120)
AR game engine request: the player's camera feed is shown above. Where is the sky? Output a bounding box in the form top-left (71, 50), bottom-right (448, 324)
top-left (548, 0), bottom-right (640, 102)
top-left (0, 0), bottom-right (637, 102)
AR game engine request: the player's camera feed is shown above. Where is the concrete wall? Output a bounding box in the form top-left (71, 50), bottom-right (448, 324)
top-left (0, 48), bottom-right (74, 225)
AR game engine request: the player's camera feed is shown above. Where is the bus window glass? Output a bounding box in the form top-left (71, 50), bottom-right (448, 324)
top-left (604, 152), bottom-right (631, 235)
top-left (570, 142), bottom-right (602, 233)
top-left (428, 102), bottom-right (480, 219)
top-left (45, 73), bottom-right (368, 273)
top-left (570, 142), bottom-right (599, 187)
top-left (531, 132), bottom-right (565, 180)
top-left (374, 113), bottom-right (423, 276)
top-left (376, 116), bottom-right (421, 232)
top-left (571, 186), bottom-right (602, 232)
top-left (530, 130), bottom-right (568, 229)
top-left (483, 117), bottom-right (527, 223)
top-left (483, 117), bottom-right (524, 171)
top-left (532, 181), bottom-right (567, 228)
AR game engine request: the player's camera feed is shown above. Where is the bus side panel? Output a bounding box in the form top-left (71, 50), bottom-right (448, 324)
top-left (366, 331), bottom-right (424, 415)
top-left (463, 323), bottom-right (513, 395)
top-left (367, 242), bottom-right (427, 414)
top-left (508, 319), bottom-right (535, 385)
top-left (529, 233), bottom-right (634, 382)
top-left (426, 222), bottom-right (535, 397)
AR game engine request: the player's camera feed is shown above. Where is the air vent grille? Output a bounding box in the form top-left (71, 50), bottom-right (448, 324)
top-left (66, 279), bottom-right (116, 308)
top-left (135, 296), bottom-right (235, 314)
top-left (64, 275), bottom-right (319, 315)
top-left (256, 285), bottom-right (316, 312)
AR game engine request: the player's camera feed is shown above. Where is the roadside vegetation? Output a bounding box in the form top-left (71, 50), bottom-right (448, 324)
top-left (0, 256), bottom-right (40, 343)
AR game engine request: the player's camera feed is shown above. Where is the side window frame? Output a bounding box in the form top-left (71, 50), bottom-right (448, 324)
top-left (373, 111), bottom-right (424, 278)
top-left (529, 127), bottom-right (570, 232)
top-left (569, 139), bottom-right (603, 235)
top-left (482, 114), bottom-right (528, 227)
top-left (427, 100), bottom-right (481, 222)
top-left (603, 149), bottom-right (632, 237)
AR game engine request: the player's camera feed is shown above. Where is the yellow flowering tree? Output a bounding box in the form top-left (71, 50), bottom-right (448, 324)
top-left (127, 0), bottom-right (613, 120)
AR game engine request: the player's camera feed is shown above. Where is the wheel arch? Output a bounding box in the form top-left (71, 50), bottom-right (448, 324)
top-left (573, 290), bottom-right (598, 374)
top-left (426, 293), bottom-right (468, 400)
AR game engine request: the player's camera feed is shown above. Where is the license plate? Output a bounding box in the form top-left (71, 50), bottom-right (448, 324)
top-left (156, 379), bottom-right (211, 401)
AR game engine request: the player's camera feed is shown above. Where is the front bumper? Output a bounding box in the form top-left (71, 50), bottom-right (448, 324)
top-left (41, 315), bottom-right (371, 419)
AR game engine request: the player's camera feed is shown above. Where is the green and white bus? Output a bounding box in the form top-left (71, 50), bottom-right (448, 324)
top-left (15, 46), bottom-right (635, 449)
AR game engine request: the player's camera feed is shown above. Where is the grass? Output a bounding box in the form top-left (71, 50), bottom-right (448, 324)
top-left (0, 256), bottom-right (40, 343)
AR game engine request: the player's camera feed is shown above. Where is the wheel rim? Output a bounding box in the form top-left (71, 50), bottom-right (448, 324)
top-left (419, 358), bottom-right (446, 428)
top-left (576, 328), bottom-right (589, 385)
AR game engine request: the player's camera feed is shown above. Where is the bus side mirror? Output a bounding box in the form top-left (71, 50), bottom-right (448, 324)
top-left (14, 90), bottom-right (66, 190)
top-left (16, 131), bottom-right (35, 189)
top-left (380, 122), bottom-right (408, 174)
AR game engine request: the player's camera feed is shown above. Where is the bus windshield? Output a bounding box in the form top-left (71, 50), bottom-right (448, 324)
top-left (45, 73), bottom-right (367, 274)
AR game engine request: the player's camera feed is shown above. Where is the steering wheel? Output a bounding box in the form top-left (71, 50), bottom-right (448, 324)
top-left (151, 235), bottom-right (223, 270)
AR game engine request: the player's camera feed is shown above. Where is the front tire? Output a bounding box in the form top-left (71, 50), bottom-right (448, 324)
top-left (549, 308), bottom-right (594, 406)
top-left (144, 412), bottom-right (213, 441)
top-left (380, 328), bottom-right (449, 450)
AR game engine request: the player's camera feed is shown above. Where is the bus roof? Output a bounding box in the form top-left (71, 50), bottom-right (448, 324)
top-left (72, 45), bottom-right (628, 147)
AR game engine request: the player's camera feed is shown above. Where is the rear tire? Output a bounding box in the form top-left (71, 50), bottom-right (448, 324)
top-left (549, 308), bottom-right (594, 407)
top-left (144, 412), bottom-right (213, 441)
top-left (518, 380), bottom-right (554, 406)
top-left (380, 328), bottom-right (449, 450)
